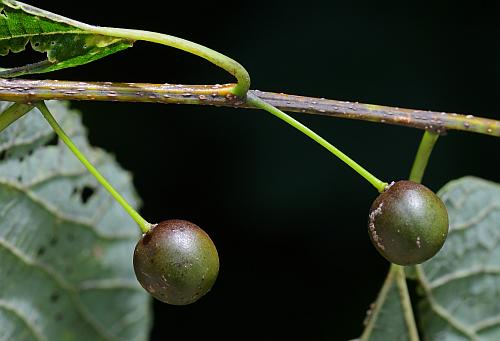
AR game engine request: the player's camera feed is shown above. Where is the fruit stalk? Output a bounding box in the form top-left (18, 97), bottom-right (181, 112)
top-left (36, 101), bottom-right (153, 233)
top-left (247, 93), bottom-right (388, 192)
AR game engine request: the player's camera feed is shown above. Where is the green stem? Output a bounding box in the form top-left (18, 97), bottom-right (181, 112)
top-left (247, 93), bottom-right (388, 192)
top-left (0, 102), bottom-right (34, 133)
top-left (409, 131), bottom-right (439, 183)
top-left (36, 101), bottom-right (152, 233)
top-left (86, 26), bottom-right (250, 97)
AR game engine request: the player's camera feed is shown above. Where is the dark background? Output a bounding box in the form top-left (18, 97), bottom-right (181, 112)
top-left (23, 1), bottom-right (500, 340)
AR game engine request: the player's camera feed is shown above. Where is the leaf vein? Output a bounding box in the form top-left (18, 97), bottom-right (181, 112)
top-left (472, 314), bottom-right (500, 332)
top-left (429, 267), bottom-right (500, 289)
top-left (0, 237), bottom-right (119, 340)
top-left (0, 178), bottom-right (136, 240)
top-left (416, 265), bottom-right (478, 340)
top-left (0, 299), bottom-right (45, 341)
top-left (0, 30), bottom-right (86, 42)
top-left (451, 202), bottom-right (500, 231)
top-left (78, 278), bottom-right (142, 291)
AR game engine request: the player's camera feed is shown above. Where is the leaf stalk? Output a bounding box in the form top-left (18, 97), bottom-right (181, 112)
top-left (409, 131), bottom-right (440, 183)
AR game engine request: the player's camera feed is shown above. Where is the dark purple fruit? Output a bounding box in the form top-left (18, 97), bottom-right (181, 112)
top-left (368, 180), bottom-right (449, 265)
top-left (133, 219), bottom-right (219, 305)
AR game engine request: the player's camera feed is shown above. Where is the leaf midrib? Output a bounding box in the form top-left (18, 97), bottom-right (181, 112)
top-left (0, 30), bottom-right (96, 42)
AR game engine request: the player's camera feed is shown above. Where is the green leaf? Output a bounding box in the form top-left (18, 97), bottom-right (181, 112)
top-left (360, 265), bottom-right (418, 341)
top-left (417, 177), bottom-right (500, 340)
top-left (0, 0), bottom-right (133, 77)
top-left (361, 176), bottom-right (499, 341)
top-left (0, 101), bottom-right (151, 340)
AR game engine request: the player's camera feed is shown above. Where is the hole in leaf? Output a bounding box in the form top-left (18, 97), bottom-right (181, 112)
top-left (50, 292), bottom-right (60, 303)
top-left (80, 186), bottom-right (95, 204)
top-left (50, 41), bottom-right (56, 46)
top-left (45, 135), bottom-right (58, 146)
top-left (18, 156), bottom-right (24, 162)
top-left (37, 246), bottom-right (46, 257)
top-left (0, 42), bottom-right (44, 68)
top-left (17, 175), bottom-right (22, 183)
top-left (0, 150), bottom-right (7, 161)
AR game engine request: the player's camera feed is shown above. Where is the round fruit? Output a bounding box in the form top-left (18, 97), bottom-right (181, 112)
top-left (368, 180), bottom-right (449, 265)
top-left (133, 219), bottom-right (219, 305)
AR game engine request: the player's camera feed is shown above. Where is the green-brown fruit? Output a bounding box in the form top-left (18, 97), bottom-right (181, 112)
top-left (133, 219), bottom-right (219, 305)
top-left (368, 180), bottom-right (449, 265)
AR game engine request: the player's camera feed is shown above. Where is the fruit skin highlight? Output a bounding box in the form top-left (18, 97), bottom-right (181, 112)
top-left (368, 180), bottom-right (449, 265)
top-left (133, 219), bottom-right (219, 305)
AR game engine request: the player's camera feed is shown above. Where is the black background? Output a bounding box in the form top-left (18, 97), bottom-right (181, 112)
top-left (16, 1), bottom-right (500, 340)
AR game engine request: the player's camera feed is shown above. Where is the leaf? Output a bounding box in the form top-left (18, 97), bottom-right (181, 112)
top-left (360, 176), bottom-right (500, 341)
top-left (0, 0), bottom-right (133, 77)
top-left (360, 265), bottom-right (418, 341)
top-left (0, 101), bottom-right (151, 340)
top-left (417, 177), bottom-right (500, 341)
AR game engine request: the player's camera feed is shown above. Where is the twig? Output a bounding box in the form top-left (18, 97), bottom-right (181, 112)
top-left (0, 78), bottom-right (497, 137)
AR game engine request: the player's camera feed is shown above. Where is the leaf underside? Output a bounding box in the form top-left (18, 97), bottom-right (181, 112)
top-left (360, 177), bottom-right (500, 341)
top-left (0, 101), bottom-right (150, 341)
top-left (360, 268), bottom-right (413, 340)
top-left (0, 0), bottom-right (133, 77)
top-left (417, 177), bottom-right (500, 341)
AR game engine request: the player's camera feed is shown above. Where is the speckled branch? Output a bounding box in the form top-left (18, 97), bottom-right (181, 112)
top-left (0, 79), bottom-right (497, 137)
